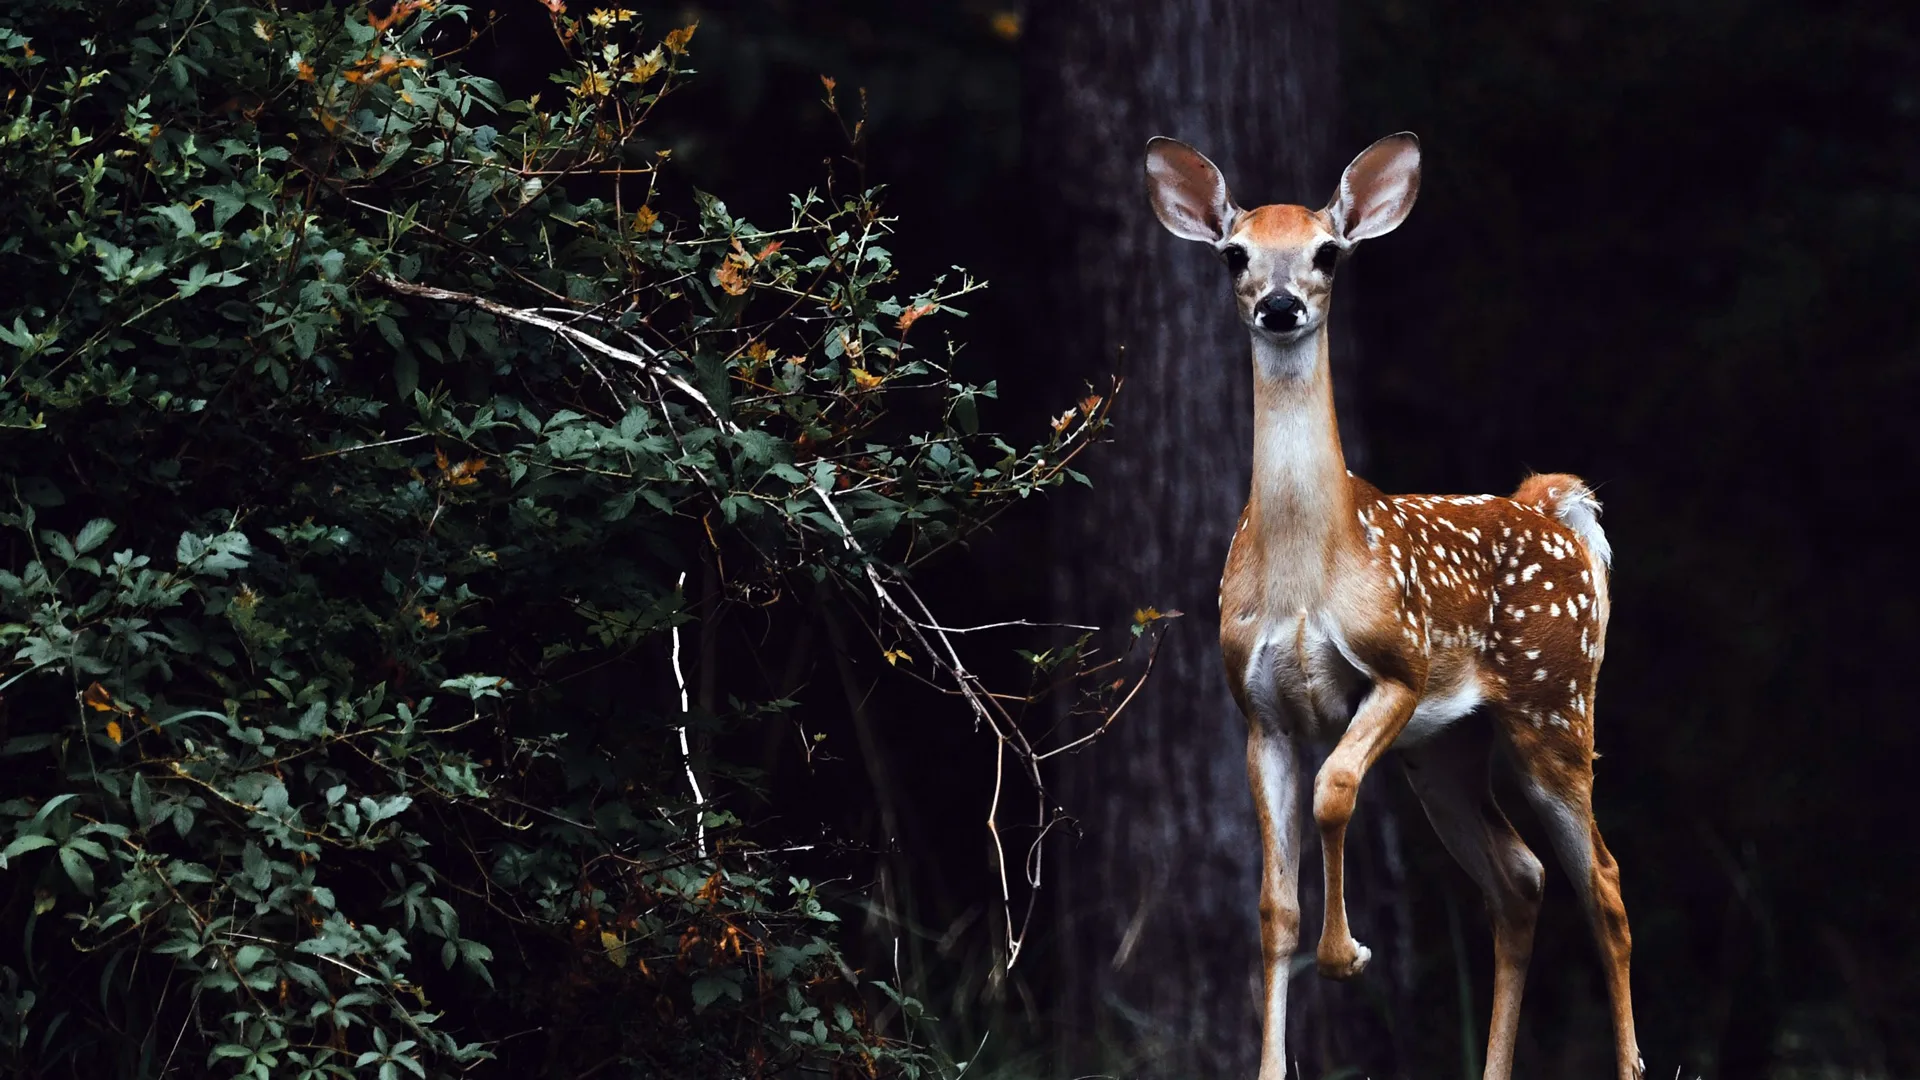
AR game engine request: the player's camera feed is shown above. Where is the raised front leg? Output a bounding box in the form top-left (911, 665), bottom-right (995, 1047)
top-left (1246, 724), bottom-right (1303, 1080)
top-left (1313, 680), bottom-right (1417, 979)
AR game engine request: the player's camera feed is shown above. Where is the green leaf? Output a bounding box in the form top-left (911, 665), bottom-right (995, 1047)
top-left (154, 203), bottom-right (197, 237)
top-left (58, 845), bottom-right (94, 894)
top-left (0, 834), bottom-right (57, 865)
top-left (130, 773), bottom-right (155, 828)
top-left (690, 973), bottom-right (742, 1012)
top-left (29, 792), bottom-right (77, 830)
top-left (73, 518), bottom-right (115, 554)
top-left (394, 352), bottom-right (419, 399)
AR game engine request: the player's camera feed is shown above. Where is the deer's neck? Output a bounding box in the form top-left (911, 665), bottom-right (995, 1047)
top-left (1245, 327), bottom-right (1356, 605)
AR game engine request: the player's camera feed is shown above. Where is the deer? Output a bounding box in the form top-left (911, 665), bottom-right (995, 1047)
top-left (1143, 132), bottom-right (1643, 1080)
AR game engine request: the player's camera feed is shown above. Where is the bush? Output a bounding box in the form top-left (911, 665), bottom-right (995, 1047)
top-left (0, 3), bottom-right (1122, 1076)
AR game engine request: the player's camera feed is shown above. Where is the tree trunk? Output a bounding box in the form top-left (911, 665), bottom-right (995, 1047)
top-left (1023, 3), bottom-right (1415, 1076)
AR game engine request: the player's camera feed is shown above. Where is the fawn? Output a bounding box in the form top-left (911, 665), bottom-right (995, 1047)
top-left (1144, 133), bottom-right (1642, 1080)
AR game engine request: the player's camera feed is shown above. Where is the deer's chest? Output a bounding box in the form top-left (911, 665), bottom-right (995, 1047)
top-left (1227, 608), bottom-right (1370, 740)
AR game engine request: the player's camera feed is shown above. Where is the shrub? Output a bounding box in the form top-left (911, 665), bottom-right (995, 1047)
top-left (0, 3), bottom-right (1123, 1076)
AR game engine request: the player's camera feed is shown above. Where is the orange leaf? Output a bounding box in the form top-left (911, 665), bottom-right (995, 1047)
top-left (632, 205), bottom-right (658, 232)
top-left (754, 240), bottom-right (783, 262)
top-left (82, 682), bottom-right (116, 712)
top-left (449, 459), bottom-right (487, 486)
top-left (895, 302), bottom-right (935, 334)
top-left (369, 0), bottom-right (419, 33)
top-left (106, 720), bottom-right (124, 745)
top-left (714, 259), bottom-right (748, 296)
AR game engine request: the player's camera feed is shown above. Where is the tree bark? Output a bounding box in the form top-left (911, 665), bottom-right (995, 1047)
top-left (1023, 3), bottom-right (1414, 1076)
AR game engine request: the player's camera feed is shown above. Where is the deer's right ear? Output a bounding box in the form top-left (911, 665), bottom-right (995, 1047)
top-left (1145, 137), bottom-right (1237, 243)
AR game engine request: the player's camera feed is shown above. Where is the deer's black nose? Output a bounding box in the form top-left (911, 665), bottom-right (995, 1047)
top-left (1256, 292), bottom-right (1305, 330)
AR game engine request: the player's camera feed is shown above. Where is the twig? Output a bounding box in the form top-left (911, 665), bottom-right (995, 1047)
top-left (671, 570), bottom-right (708, 857)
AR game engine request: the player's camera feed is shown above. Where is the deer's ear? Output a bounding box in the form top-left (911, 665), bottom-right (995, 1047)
top-left (1328, 133), bottom-right (1421, 242)
top-left (1145, 137), bottom-right (1237, 243)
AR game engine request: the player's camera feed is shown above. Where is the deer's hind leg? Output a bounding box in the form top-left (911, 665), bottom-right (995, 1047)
top-left (1403, 716), bottom-right (1544, 1080)
top-left (1508, 720), bottom-right (1644, 1080)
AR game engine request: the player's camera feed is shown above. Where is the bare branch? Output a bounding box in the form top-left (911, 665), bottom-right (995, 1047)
top-left (370, 275), bottom-right (735, 433)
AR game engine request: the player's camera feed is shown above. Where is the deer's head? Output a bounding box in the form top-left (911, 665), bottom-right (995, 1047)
top-left (1145, 133), bottom-right (1421, 350)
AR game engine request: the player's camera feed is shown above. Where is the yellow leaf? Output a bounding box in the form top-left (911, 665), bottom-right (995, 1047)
top-left (572, 70), bottom-right (612, 99)
top-left (600, 930), bottom-right (628, 967)
top-left (632, 204), bottom-right (658, 232)
top-left (882, 648), bottom-right (912, 667)
top-left (1133, 606), bottom-right (1163, 625)
top-left (664, 22), bottom-right (698, 55)
top-left (849, 367), bottom-right (883, 391)
top-left (623, 47), bottom-right (664, 84)
top-left (106, 720), bottom-right (124, 745)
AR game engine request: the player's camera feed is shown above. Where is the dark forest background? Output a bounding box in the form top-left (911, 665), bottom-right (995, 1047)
top-left (12, 0), bottom-right (1917, 1077)
top-left (463, 1), bottom-right (1919, 1077)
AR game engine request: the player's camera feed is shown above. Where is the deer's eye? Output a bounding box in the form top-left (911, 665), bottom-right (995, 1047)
top-left (1313, 242), bottom-right (1341, 274)
top-left (1222, 245), bottom-right (1249, 275)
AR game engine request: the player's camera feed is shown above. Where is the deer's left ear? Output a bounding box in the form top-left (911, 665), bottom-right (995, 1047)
top-left (1327, 133), bottom-right (1421, 242)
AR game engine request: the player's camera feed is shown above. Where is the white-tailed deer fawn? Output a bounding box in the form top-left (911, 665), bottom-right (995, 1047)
top-left (1145, 133), bottom-right (1643, 1080)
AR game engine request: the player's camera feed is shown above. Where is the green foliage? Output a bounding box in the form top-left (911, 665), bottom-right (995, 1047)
top-left (0, 2), bottom-right (1106, 1076)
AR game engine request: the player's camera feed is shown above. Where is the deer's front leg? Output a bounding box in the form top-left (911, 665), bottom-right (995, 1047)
top-left (1313, 680), bottom-right (1417, 979)
top-left (1247, 722), bottom-right (1302, 1080)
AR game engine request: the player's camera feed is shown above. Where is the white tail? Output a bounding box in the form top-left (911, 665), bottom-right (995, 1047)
top-left (1145, 134), bottom-right (1643, 1080)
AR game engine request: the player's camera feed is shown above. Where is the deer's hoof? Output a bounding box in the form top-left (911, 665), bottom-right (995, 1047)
top-left (1316, 939), bottom-right (1371, 980)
